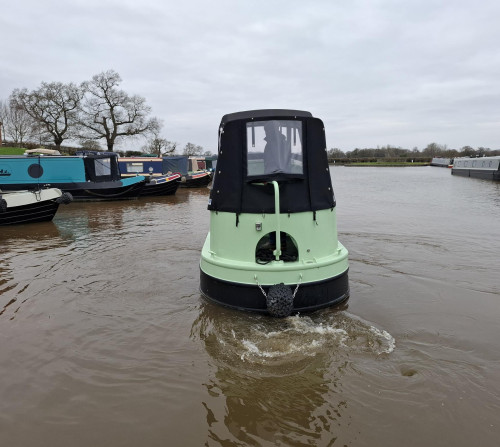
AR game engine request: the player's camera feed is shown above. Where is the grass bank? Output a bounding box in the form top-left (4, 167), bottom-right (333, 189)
top-left (0, 147), bottom-right (26, 155)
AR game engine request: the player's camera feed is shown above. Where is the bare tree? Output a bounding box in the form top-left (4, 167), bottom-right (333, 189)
top-left (12, 82), bottom-right (82, 150)
top-left (163, 141), bottom-right (178, 155)
top-left (2, 96), bottom-right (38, 146)
top-left (143, 138), bottom-right (177, 157)
top-left (78, 70), bottom-right (159, 152)
top-left (460, 146), bottom-right (475, 157)
top-left (79, 139), bottom-right (102, 151)
top-left (182, 142), bottom-right (203, 156)
top-left (0, 99), bottom-right (6, 145)
top-left (142, 123), bottom-right (177, 156)
top-left (422, 142), bottom-right (447, 157)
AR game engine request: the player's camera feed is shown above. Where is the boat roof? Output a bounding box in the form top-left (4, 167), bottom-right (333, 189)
top-left (118, 157), bottom-right (162, 161)
top-left (24, 148), bottom-right (61, 155)
top-left (221, 109), bottom-right (313, 125)
top-left (75, 150), bottom-right (118, 158)
top-left (454, 155), bottom-right (500, 160)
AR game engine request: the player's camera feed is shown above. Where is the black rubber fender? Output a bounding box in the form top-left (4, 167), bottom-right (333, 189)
top-left (0, 198), bottom-right (7, 213)
top-left (266, 283), bottom-right (294, 318)
top-left (56, 192), bottom-right (73, 205)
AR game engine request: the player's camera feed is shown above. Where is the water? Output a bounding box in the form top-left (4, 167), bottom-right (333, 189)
top-left (0, 168), bottom-right (499, 446)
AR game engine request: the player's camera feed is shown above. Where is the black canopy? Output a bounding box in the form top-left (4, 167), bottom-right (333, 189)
top-left (208, 110), bottom-right (335, 214)
top-left (76, 151), bottom-right (121, 182)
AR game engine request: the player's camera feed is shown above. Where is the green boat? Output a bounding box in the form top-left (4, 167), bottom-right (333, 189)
top-left (200, 109), bottom-right (349, 317)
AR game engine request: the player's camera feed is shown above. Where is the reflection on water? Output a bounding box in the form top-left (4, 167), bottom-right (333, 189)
top-left (192, 301), bottom-right (395, 445)
top-left (0, 191), bottom-right (200, 320)
top-left (0, 221), bottom-right (66, 317)
top-left (0, 221), bottom-right (62, 246)
top-left (54, 193), bottom-right (191, 241)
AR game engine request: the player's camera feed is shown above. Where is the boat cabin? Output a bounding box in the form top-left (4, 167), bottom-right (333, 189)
top-left (208, 109), bottom-right (335, 215)
top-left (0, 151), bottom-right (145, 199)
top-left (75, 151), bottom-right (122, 183)
top-left (118, 157), bottom-right (165, 177)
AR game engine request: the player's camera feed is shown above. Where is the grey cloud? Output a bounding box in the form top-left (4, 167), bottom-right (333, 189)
top-left (1, 0), bottom-right (499, 151)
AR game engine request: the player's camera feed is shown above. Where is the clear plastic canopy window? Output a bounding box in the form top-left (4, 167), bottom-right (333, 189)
top-left (246, 120), bottom-right (303, 176)
top-left (95, 158), bottom-right (112, 176)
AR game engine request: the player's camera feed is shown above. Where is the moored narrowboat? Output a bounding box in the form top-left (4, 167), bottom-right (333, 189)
top-left (0, 187), bottom-right (72, 226)
top-left (200, 109), bottom-right (349, 317)
top-left (203, 155), bottom-right (218, 174)
top-left (119, 155), bottom-right (211, 188)
top-left (451, 156), bottom-right (500, 180)
top-left (118, 157), bottom-right (181, 196)
top-left (139, 173), bottom-right (181, 196)
top-left (430, 157), bottom-right (452, 167)
top-left (163, 156), bottom-right (212, 188)
top-left (0, 151), bottom-right (145, 200)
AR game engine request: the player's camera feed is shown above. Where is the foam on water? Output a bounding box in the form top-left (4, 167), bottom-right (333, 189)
top-left (200, 310), bottom-right (396, 367)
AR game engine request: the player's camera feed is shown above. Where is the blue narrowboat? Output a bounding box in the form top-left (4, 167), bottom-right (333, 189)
top-left (118, 157), bottom-right (180, 196)
top-left (119, 155), bottom-right (212, 188)
top-left (0, 151), bottom-right (145, 200)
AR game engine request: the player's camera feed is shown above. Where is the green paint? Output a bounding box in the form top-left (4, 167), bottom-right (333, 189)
top-left (200, 208), bottom-right (349, 286)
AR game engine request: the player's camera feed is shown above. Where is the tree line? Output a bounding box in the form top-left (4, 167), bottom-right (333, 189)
top-left (328, 143), bottom-right (499, 161)
top-left (0, 70), bottom-right (210, 156)
top-left (2, 77), bottom-right (495, 160)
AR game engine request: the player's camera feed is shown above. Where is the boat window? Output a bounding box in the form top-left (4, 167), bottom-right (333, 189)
top-left (489, 161), bottom-right (492, 167)
top-left (464, 161), bottom-right (469, 167)
top-left (472, 161), bottom-right (477, 167)
top-left (246, 120), bottom-right (303, 177)
top-left (482, 161), bottom-right (485, 167)
top-left (95, 158), bottom-right (112, 176)
top-left (126, 162), bottom-right (144, 173)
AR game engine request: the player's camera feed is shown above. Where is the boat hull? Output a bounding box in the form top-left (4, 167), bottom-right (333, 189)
top-left (179, 172), bottom-right (212, 188)
top-left (199, 209), bottom-right (350, 316)
top-left (70, 181), bottom-right (145, 200)
top-left (0, 189), bottom-right (62, 225)
top-left (200, 268), bottom-right (349, 313)
top-left (1, 181), bottom-right (144, 200)
top-left (451, 169), bottom-right (500, 181)
top-left (141, 180), bottom-right (179, 196)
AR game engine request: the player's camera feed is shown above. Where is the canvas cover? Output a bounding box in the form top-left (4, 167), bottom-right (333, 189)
top-left (204, 156), bottom-right (218, 171)
top-left (76, 151), bottom-right (121, 182)
top-left (162, 156), bottom-right (189, 175)
top-left (208, 110), bottom-right (335, 214)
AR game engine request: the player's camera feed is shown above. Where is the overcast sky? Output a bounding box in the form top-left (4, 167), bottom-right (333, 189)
top-left (1, 0), bottom-right (499, 152)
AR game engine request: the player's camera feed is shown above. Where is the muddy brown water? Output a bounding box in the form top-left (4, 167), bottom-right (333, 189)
top-left (0, 167), bottom-right (499, 446)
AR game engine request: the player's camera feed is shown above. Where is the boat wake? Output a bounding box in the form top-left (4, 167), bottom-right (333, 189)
top-left (194, 305), bottom-right (395, 373)
top-left (237, 312), bottom-right (395, 363)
